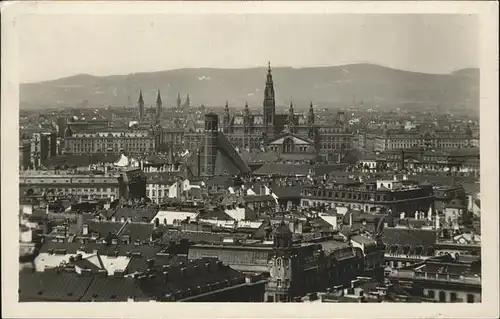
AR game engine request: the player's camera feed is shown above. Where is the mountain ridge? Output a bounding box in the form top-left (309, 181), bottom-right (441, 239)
top-left (20, 63), bottom-right (479, 111)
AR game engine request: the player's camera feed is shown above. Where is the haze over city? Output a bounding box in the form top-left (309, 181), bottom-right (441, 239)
top-left (19, 14), bottom-right (478, 83)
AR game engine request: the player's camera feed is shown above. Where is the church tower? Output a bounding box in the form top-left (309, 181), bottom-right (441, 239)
top-left (138, 90), bottom-right (145, 121)
top-left (287, 101), bottom-right (295, 134)
top-left (176, 93), bottom-right (182, 108)
top-left (223, 101), bottom-right (231, 133)
top-left (156, 89), bottom-right (163, 120)
top-left (263, 61), bottom-right (276, 139)
top-left (264, 221), bottom-right (296, 302)
top-left (307, 101), bottom-right (315, 139)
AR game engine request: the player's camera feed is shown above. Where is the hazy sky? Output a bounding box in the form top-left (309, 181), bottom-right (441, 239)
top-left (18, 14), bottom-right (478, 83)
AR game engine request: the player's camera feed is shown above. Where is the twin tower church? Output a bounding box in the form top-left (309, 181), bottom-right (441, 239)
top-left (135, 88), bottom-right (190, 122)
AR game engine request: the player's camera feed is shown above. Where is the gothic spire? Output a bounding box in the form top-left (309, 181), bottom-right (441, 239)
top-left (176, 93), bottom-right (182, 108)
top-left (266, 61), bottom-right (273, 84)
top-left (156, 89), bottom-right (162, 104)
top-left (138, 90), bottom-right (144, 104)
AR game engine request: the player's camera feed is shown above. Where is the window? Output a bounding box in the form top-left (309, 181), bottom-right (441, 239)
top-left (450, 292), bottom-right (457, 302)
top-left (467, 294), bottom-right (475, 303)
top-left (427, 290), bottom-right (435, 299)
top-left (439, 291), bottom-right (446, 302)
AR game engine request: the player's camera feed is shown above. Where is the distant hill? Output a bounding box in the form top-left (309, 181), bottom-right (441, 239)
top-left (19, 63), bottom-right (479, 111)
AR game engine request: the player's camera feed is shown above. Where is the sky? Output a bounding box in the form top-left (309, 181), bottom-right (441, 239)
top-left (18, 14), bottom-right (478, 83)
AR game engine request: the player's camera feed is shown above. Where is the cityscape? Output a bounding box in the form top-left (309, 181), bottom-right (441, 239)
top-left (17, 13), bottom-right (482, 304)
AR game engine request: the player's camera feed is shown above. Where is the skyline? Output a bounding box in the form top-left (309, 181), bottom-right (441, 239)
top-left (18, 14), bottom-right (478, 83)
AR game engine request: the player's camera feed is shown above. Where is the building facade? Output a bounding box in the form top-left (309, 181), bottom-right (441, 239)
top-left (19, 168), bottom-right (146, 201)
top-left (64, 127), bottom-right (156, 156)
top-left (374, 128), bottom-right (477, 152)
top-left (301, 179), bottom-right (435, 216)
top-left (220, 63), bottom-right (353, 156)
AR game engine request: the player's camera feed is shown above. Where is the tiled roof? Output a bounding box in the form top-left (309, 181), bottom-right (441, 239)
top-left (81, 275), bottom-right (146, 302)
top-left (253, 164), bottom-right (310, 176)
top-left (74, 258), bottom-right (103, 271)
top-left (382, 227), bottom-right (437, 256)
top-left (199, 208), bottom-right (233, 220)
top-left (239, 149), bottom-right (279, 163)
top-left (272, 185), bottom-right (303, 199)
top-left (44, 154), bottom-right (120, 168)
top-left (112, 206), bottom-right (159, 223)
top-left (242, 195), bottom-right (275, 203)
top-left (279, 153), bottom-right (317, 161)
top-left (19, 270), bottom-right (94, 302)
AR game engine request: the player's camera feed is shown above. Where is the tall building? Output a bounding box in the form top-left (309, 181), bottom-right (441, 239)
top-left (263, 61), bottom-right (276, 138)
top-left (176, 93), bottom-right (182, 108)
top-left (138, 90), bottom-right (145, 121)
top-left (187, 114), bottom-right (250, 177)
top-left (156, 89), bottom-right (163, 121)
top-left (30, 130), bottom-right (57, 169)
top-left (202, 113), bottom-right (219, 177)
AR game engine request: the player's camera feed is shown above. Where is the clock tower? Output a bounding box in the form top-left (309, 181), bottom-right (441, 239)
top-left (264, 221), bottom-right (296, 302)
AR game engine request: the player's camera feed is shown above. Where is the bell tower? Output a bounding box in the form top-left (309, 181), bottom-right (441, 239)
top-left (307, 101), bottom-right (315, 139)
top-left (223, 101), bottom-right (231, 133)
top-left (156, 89), bottom-right (162, 121)
top-left (263, 61), bottom-right (276, 139)
top-left (287, 100), bottom-right (295, 134)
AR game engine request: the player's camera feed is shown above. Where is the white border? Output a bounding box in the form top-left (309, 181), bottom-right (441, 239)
top-left (2, 1), bottom-right (498, 318)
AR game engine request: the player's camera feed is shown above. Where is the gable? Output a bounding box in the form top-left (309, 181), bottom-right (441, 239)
top-left (269, 135), bottom-right (312, 146)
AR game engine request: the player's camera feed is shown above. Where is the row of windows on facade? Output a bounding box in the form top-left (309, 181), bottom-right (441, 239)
top-left (269, 146), bottom-right (310, 153)
top-left (39, 187), bottom-right (119, 193)
top-left (66, 143), bottom-right (155, 148)
top-left (23, 179), bottom-right (115, 183)
top-left (320, 143), bottom-right (349, 150)
top-left (301, 200), bottom-right (386, 211)
top-left (148, 190), bottom-right (170, 197)
top-left (302, 190), bottom-right (392, 201)
top-left (426, 289), bottom-right (477, 303)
